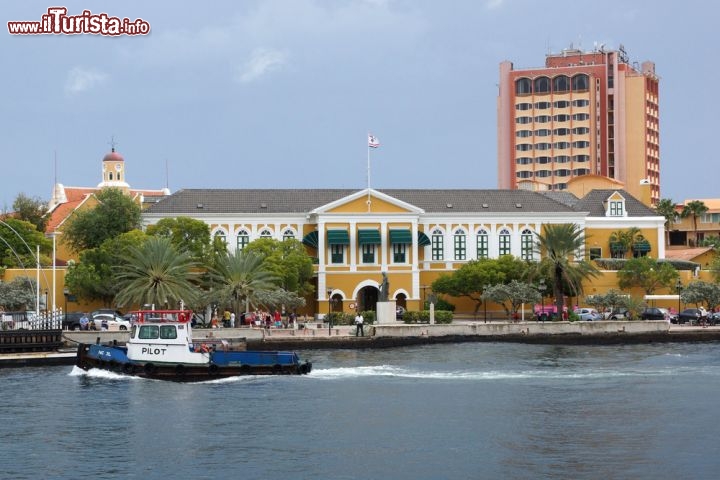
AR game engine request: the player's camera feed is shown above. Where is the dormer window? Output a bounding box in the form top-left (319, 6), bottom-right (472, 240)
top-left (607, 199), bottom-right (626, 217)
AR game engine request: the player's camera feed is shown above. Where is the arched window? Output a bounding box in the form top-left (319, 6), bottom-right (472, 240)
top-left (515, 78), bottom-right (532, 95)
top-left (282, 229), bottom-right (295, 241)
top-left (498, 228), bottom-right (511, 256)
top-left (533, 76), bottom-right (551, 94)
top-left (236, 229), bottom-right (249, 251)
top-left (476, 229), bottom-right (489, 259)
top-left (521, 228), bottom-right (534, 260)
top-left (431, 228), bottom-right (444, 261)
top-left (259, 228), bottom-right (273, 239)
top-left (214, 230), bottom-right (227, 245)
top-left (109, 172), bottom-right (113, 180)
top-left (553, 75), bottom-right (570, 93)
top-left (453, 228), bottom-right (467, 261)
top-left (572, 74), bottom-right (589, 91)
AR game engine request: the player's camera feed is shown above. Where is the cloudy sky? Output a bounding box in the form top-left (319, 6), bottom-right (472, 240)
top-left (1, 0), bottom-right (716, 210)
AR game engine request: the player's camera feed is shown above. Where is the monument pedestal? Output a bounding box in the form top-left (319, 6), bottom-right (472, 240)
top-left (376, 301), bottom-right (397, 324)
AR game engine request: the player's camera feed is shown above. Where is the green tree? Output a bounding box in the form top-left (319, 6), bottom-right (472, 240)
top-left (207, 250), bottom-right (279, 315)
top-left (680, 281), bottom-right (720, 311)
top-left (655, 198), bottom-right (678, 246)
top-left (0, 277), bottom-right (37, 310)
top-left (63, 187), bottom-right (141, 252)
top-left (12, 193), bottom-right (48, 232)
top-left (431, 256), bottom-right (530, 317)
top-left (699, 235), bottom-right (720, 251)
top-left (483, 280), bottom-right (541, 320)
top-left (585, 289), bottom-right (630, 315)
top-left (535, 223), bottom-right (600, 314)
top-left (681, 200), bottom-right (709, 246)
top-left (114, 237), bottom-right (199, 309)
top-left (617, 256), bottom-right (679, 295)
top-left (146, 217), bottom-right (214, 263)
top-left (64, 230), bottom-right (149, 306)
top-left (0, 218), bottom-right (52, 268)
top-left (608, 226), bottom-right (641, 259)
top-left (245, 238), bottom-right (315, 296)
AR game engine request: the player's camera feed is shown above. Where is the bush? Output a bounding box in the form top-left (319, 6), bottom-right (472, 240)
top-left (425, 298), bottom-right (455, 311)
top-left (326, 310), bottom-right (375, 325)
top-left (402, 310), bottom-right (453, 324)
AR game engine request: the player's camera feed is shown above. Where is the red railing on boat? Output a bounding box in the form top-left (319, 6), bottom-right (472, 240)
top-left (132, 310), bottom-right (195, 324)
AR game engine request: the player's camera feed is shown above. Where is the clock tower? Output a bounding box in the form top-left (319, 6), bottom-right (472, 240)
top-left (98, 146), bottom-right (130, 191)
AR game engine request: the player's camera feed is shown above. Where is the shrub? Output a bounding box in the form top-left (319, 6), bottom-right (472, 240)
top-left (402, 310), bottom-right (453, 324)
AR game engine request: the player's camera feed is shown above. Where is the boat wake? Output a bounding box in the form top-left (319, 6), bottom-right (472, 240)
top-left (307, 364), bottom-right (713, 381)
top-left (68, 365), bottom-right (283, 384)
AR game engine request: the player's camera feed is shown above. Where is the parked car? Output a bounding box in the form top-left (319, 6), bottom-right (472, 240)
top-left (708, 311), bottom-right (720, 326)
top-left (90, 313), bottom-right (131, 330)
top-left (676, 308), bottom-right (707, 325)
top-left (640, 307), bottom-right (670, 321)
top-left (396, 306), bottom-right (406, 320)
top-left (576, 308), bottom-right (602, 321)
top-left (91, 309), bottom-right (123, 318)
top-left (605, 308), bottom-right (629, 320)
top-left (62, 312), bottom-right (87, 330)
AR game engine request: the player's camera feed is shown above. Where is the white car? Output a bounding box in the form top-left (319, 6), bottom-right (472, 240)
top-left (91, 313), bottom-right (131, 331)
top-left (576, 308), bottom-right (602, 321)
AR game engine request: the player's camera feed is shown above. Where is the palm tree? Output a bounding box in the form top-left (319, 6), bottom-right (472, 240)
top-left (681, 200), bottom-right (709, 246)
top-left (208, 249), bottom-right (279, 315)
top-left (609, 226), bottom-right (641, 259)
top-left (655, 198), bottom-right (678, 246)
top-left (114, 237), bottom-right (199, 309)
top-left (535, 223), bottom-right (600, 314)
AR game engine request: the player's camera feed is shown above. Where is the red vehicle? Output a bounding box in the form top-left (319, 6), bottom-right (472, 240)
top-left (533, 304), bottom-right (568, 321)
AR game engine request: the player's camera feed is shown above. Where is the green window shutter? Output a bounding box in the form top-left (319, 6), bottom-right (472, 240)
top-left (358, 229), bottom-right (381, 245)
top-left (389, 229), bottom-right (412, 244)
top-left (327, 230), bottom-right (350, 245)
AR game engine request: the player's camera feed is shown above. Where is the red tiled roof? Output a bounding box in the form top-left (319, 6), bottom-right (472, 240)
top-left (664, 246), bottom-right (714, 262)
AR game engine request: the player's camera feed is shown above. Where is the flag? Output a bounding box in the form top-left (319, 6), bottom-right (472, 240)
top-left (368, 134), bottom-right (380, 148)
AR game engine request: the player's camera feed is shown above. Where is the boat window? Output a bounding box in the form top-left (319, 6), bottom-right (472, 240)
top-left (139, 325), bottom-right (159, 339)
top-left (131, 325), bottom-right (137, 338)
top-left (160, 325), bottom-right (177, 340)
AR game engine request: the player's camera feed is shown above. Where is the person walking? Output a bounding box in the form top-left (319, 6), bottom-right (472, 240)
top-left (354, 312), bottom-right (364, 337)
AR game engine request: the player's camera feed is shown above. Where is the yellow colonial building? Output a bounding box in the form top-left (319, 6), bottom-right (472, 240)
top-left (142, 187), bottom-right (666, 316)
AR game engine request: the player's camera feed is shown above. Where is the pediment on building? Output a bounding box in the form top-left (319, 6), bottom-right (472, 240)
top-left (311, 189), bottom-right (424, 215)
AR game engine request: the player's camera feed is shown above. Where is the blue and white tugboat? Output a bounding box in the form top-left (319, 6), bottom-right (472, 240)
top-left (76, 310), bottom-right (312, 381)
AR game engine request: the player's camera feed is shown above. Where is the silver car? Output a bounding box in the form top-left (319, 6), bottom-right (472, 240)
top-left (576, 308), bottom-right (602, 321)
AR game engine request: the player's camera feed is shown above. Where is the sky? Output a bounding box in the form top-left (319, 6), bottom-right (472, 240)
top-left (2, 0), bottom-right (717, 210)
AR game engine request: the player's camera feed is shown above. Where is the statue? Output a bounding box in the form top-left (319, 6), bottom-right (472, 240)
top-left (379, 272), bottom-right (390, 302)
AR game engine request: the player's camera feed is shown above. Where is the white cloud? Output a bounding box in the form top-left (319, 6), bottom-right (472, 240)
top-left (236, 48), bottom-right (288, 83)
top-left (65, 67), bottom-right (107, 95)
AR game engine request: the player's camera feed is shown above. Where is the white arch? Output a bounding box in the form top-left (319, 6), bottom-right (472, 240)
top-left (211, 226), bottom-right (228, 237)
top-left (327, 288), bottom-right (348, 300)
top-left (392, 288), bottom-right (410, 300)
top-left (352, 279), bottom-right (381, 300)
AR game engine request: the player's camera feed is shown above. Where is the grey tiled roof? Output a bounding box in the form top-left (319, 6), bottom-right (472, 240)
top-left (571, 189), bottom-right (657, 216)
top-left (538, 191), bottom-right (581, 209)
top-left (144, 189), bottom-right (578, 215)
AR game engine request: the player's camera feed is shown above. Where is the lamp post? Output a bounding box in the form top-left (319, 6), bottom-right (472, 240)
top-left (675, 279), bottom-right (683, 318)
top-left (538, 279), bottom-right (547, 321)
top-left (484, 284), bottom-right (490, 323)
top-left (327, 287), bottom-right (333, 336)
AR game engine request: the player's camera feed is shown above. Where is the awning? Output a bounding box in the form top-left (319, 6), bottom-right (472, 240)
top-left (302, 231), bottom-right (318, 249)
top-left (418, 231), bottom-right (431, 247)
top-left (633, 241), bottom-right (651, 252)
top-left (389, 229), bottom-right (412, 244)
top-left (358, 229), bottom-right (381, 245)
top-left (327, 229), bottom-right (350, 245)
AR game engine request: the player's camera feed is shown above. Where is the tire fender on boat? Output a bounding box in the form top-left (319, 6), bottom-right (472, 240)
top-left (144, 363), bottom-right (157, 375)
top-left (175, 364), bottom-right (186, 377)
top-left (122, 363), bottom-right (134, 375)
top-left (208, 363), bottom-right (219, 375)
top-left (272, 364), bottom-right (283, 374)
top-left (299, 363), bottom-right (309, 375)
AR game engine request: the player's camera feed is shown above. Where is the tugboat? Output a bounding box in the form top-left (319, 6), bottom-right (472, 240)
top-left (75, 310), bottom-right (312, 382)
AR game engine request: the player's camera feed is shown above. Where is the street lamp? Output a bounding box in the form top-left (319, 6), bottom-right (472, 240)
top-left (327, 287), bottom-right (333, 336)
top-left (484, 284), bottom-right (490, 323)
top-left (675, 279), bottom-right (683, 317)
top-left (538, 279), bottom-right (547, 322)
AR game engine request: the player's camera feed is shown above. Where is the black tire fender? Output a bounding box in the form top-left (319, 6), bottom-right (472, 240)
top-left (208, 363), bottom-right (219, 375)
top-left (143, 363), bottom-right (156, 375)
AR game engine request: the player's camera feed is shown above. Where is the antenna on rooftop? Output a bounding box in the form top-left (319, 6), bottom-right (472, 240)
top-left (165, 159), bottom-right (169, 190)
top-left (108, 135), bottom-right (118, 152)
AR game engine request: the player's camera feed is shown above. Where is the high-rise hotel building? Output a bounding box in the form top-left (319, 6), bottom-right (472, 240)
top-left (497, 46), bottom-right (660, 204)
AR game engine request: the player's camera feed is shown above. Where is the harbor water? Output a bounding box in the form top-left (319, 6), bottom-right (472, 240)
top-left (2, 342), bottom-right (720, 479)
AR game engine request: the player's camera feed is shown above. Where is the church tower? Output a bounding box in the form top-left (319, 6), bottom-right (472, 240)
top-left (98, 145), bottom-right (130, 191)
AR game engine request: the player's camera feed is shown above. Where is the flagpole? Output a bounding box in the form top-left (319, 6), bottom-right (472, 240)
top-left (367, 132), bottom-right (371, 212)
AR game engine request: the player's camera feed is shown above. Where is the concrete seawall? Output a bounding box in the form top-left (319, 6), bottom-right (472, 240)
top-left (60, 320), bottom-right (694, 351)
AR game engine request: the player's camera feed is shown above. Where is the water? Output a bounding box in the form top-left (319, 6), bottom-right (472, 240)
top-left (2, 342), bottom-right (720, 480)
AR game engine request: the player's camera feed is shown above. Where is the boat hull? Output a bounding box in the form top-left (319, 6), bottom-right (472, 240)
top-left (76, 343), bottom-right (312, 382)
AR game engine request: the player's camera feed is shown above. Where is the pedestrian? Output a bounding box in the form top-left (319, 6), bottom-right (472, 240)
top-left (230, 311), bottom-right (236, 328)
top-left (354, 312), bottom-right (364, 337)
top-left (79, 313), bottom-right (89, 330)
